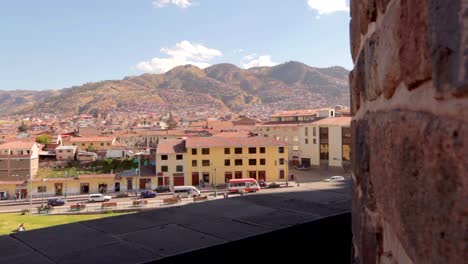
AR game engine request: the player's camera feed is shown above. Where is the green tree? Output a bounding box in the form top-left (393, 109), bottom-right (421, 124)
top-left (36, 135), bottom-right (52, 144)
top-left (18, 121), bottom-right (28, 133)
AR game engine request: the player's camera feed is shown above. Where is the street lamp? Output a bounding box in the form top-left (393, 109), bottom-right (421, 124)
top-left (41, 178), bottom-right (46, 207)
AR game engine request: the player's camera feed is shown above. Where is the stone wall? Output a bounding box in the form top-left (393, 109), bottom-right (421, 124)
top-left (350, 0), bottom-right (467, 263)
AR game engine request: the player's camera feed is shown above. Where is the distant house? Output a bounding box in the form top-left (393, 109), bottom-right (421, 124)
top-left (66, 136), bottom-right (116, 151)
top-left (55, 145), bottom-right (77, 161)
top-left (77, 151), bottom-right (98, 162)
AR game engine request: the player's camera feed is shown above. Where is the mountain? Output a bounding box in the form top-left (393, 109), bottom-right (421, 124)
top-left (0, 61), bottom-right (350, 116)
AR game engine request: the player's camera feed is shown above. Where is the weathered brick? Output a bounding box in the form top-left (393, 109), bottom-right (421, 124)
top-left (399, 0), bottom-right (432, 89)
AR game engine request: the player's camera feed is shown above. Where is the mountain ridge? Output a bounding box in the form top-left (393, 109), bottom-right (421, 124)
top-left (0, 61), bottom-right (350, 116)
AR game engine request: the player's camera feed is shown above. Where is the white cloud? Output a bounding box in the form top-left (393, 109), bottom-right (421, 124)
top-left (307, 0), bottom-right (349, 15)
top-left (152, 0), bottom-right (194, 8)
top-left (242, 54), bottom-right (278, 69)
top-left (137, 40), bottom-right (222, 73)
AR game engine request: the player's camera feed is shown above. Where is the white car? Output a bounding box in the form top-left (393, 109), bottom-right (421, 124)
top-left (323, 176), bottom-right (346, 182)
top-left (88, 193), bottom-right (112, 202)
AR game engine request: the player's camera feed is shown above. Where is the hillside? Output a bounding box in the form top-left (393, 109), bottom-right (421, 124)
top-left (0, 61), bottom-right (350, 116)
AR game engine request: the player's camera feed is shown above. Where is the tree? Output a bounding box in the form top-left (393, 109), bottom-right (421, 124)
top-left (18, 121), bottom-right (28, 133)
top-left (167, 113), bottom-right (177, 130)
top-left (36, 135), bottom-right (52, 144)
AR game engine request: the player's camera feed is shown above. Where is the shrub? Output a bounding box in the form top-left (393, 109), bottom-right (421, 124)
top-left (21, 209), bottom-right (30, 215)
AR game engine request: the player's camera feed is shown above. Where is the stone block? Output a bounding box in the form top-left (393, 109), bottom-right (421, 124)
top-left (364, 33), bottom-right (382, 100)
top-left (399, 0), bottom-right (432, 89)
top-left (378, 0), bottom-right (402, 98)
top-left (119, 224), bottom-right (226, 257)
top-left (377, 0), bottom-right (392, 13)
top-left (56, 242), bottom-right (160, 264)
top-left (12, 223), bottom-right (119, 262)
top-left (428, 0), bottom-right (468, 98)
top-left (352, 110), bottom-right (467, 263)
top-left (0, 236), bottom-right (54, 264)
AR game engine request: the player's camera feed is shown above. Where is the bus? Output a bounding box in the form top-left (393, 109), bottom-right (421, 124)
top-left (228, 178), bottom-right (260, 194)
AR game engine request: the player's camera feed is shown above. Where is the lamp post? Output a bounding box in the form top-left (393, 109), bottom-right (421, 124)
top-left (213, 167), bottom-right (217, 198)
top-left (41, 178), bottom-right (46, 207)
top-left (29, 173), bottom-right (32, 210)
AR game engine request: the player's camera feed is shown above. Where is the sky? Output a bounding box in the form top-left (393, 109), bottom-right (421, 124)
top-left (0, 0), bottom-right (352, 91)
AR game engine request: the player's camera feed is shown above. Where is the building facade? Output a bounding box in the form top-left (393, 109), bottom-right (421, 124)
top-left (0, 141), bottom-right (40, 181)
top-left (155, 139), bottom-right (187, 187)
top-left (55, 145), bottom-right (77, 161)
top-left (186, 137), bottom-right (289, 186)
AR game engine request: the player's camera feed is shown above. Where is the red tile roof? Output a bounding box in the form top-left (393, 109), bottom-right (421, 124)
top-left (186, 136), bottom-right (287, 148)
top-left (271, 108), bottom-right (332, 117)
top-left (70, 136), bottom-right (115, 143)
top-left (157, 139), bottom-right (186, 154)
top-left (312, 117), bottom-right (351, 126)
top-left (0, 141), bottom-right (39, 149)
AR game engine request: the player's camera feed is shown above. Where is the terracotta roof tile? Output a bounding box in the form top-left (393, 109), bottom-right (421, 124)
top-left (0, 141), bottom-right (39, 149)
top-left (157, 139), bottom-right (186, 154)
top-left (70, 136), bottom-right (115, 142)
top-left (312, 117), bottom-right (351, 126)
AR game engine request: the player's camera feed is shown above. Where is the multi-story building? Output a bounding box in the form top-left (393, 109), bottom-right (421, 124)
top-left (257, 108), bottom-right (351, 169)
top-left (186, 137), bottom-right (289, 186)
top-left (155, 139), bottom-right (187, 187)
top-left (256, 108), bottom-right (335, 163)
top-left (0, 141), bottom-right (40, 180)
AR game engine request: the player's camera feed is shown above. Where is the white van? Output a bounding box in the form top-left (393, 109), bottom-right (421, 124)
top-left (173, 186), bottom-right (201, 198)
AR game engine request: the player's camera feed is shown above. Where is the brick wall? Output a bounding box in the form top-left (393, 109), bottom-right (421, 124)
top-left (350, 0), bottom-right (467, 263)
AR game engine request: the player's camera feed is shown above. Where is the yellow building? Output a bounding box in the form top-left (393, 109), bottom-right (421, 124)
top-left (66, 136), bottom-right (115, 151)
top-left (186, 137), bottom-right (289, 186)
top-left (156, 139), bottom-right (187, 187)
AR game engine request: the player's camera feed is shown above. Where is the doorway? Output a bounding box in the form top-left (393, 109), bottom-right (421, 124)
top-left (115, 182), bottom-right (120, 192)
top-left (235, 171), bottom-right (242, 179)
top-left (98, 184), bottom-right (107, 193)
top-left (192, 172), bottom-right (199, 186)
top-left (55, 183), bottom-right (63, 196)
top-left (80, 183), bottom-right (89, 194)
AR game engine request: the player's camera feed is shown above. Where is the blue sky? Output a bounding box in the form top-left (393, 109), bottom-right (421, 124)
top-left (0, 0), bottom-right (351, 90)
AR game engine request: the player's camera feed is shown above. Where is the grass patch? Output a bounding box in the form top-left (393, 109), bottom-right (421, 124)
top-left (0, 212), bottom-right (129, 236)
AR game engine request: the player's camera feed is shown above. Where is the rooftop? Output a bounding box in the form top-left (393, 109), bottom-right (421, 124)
top-left (70, 136), bottom-right (115, 143)
top-left (0, 141), bottom-right (38, 150)
top-left (186, 136), bottom-right (288, 148)
top-left (156, 139), bottom-right (186, 154)
top-left (311, 117), bottom-right (351, 127)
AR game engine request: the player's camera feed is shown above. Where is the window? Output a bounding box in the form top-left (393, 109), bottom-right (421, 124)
top-left (224, 148), bottom-right (230, 154)
top-left (107, 143), bottom-right (111, 146)
top-left (305, 127), bottom-right (308, 136)
top-left (176, 165), bottom-right (183, 172)
top-left (161, 166), bottom-right (168, 172)
top-left (279, 158), bottom-right (285, 165)
top-left (38, 186), bottom-right (46, 193)
top-left (224, 159), bottom-right (231, 166)
top-left (202, 148), bottom-right (210, 155)
top-left (67, 150), bottom-right (71, 153)
top-left (248, 147), bottom-right (256, 154)
top-left (279, 147), bottom-right (284, 153)
top-left (313, 139), bottom-right (317, 144)
top-left (82, 143), bottom-right (85, 146)
top-left (260, 159), bottom-right (266, 165)
top-left (58, 150), bottom-right (63, 153)
top-left (280, 170), bottom-right (285, 179)
top-left (305, 139), bottom-right (309, 144)
top-left (260, 147), bottom-right (265, 153)
top-left (72, 143), bottom-right (76, 146)
top-left (249, 159), bottom-right (257, 165)
top-left (90, 143), bottom-right (94, 146)
top-left (161, 155), bottom-right (168, 160)
top-left (202, 160), bottom-right (210, 166)
top-left (192, 160), bottom-right (197, 167)
top-left (126, 180), bottom-right (132, 190)
top-left (100, 143), bottom-right (104, 146)
top-left (235, 148), bottom-right (242, 154)
top-left (313, 127), bottom-right (316, 137)
top-left (176, 154), bottom-right (183, 160)
top-left (235, 159), bottom-right (243, 166)
top-left (192, 149), bottom-right (197, 155)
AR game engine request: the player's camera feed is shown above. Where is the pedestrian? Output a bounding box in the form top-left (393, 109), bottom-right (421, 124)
top-left (17, 223), bottom-right (25, 232)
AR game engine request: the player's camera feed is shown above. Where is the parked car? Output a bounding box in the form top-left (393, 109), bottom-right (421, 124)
top-left (323, 176), bottom-right (346, 182)
top-left (88, 193), bottom-right (112, 202)
top-left (47, 198), bottom-right (66, 206)
top-left (154, 185), bottom-right (172, 193)
top-left (140, 191), bottom-right (157, 198)
top-left (268, 182), bottom-right (281, 188)
top-left (0, 191), bottom-right (8, 200)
